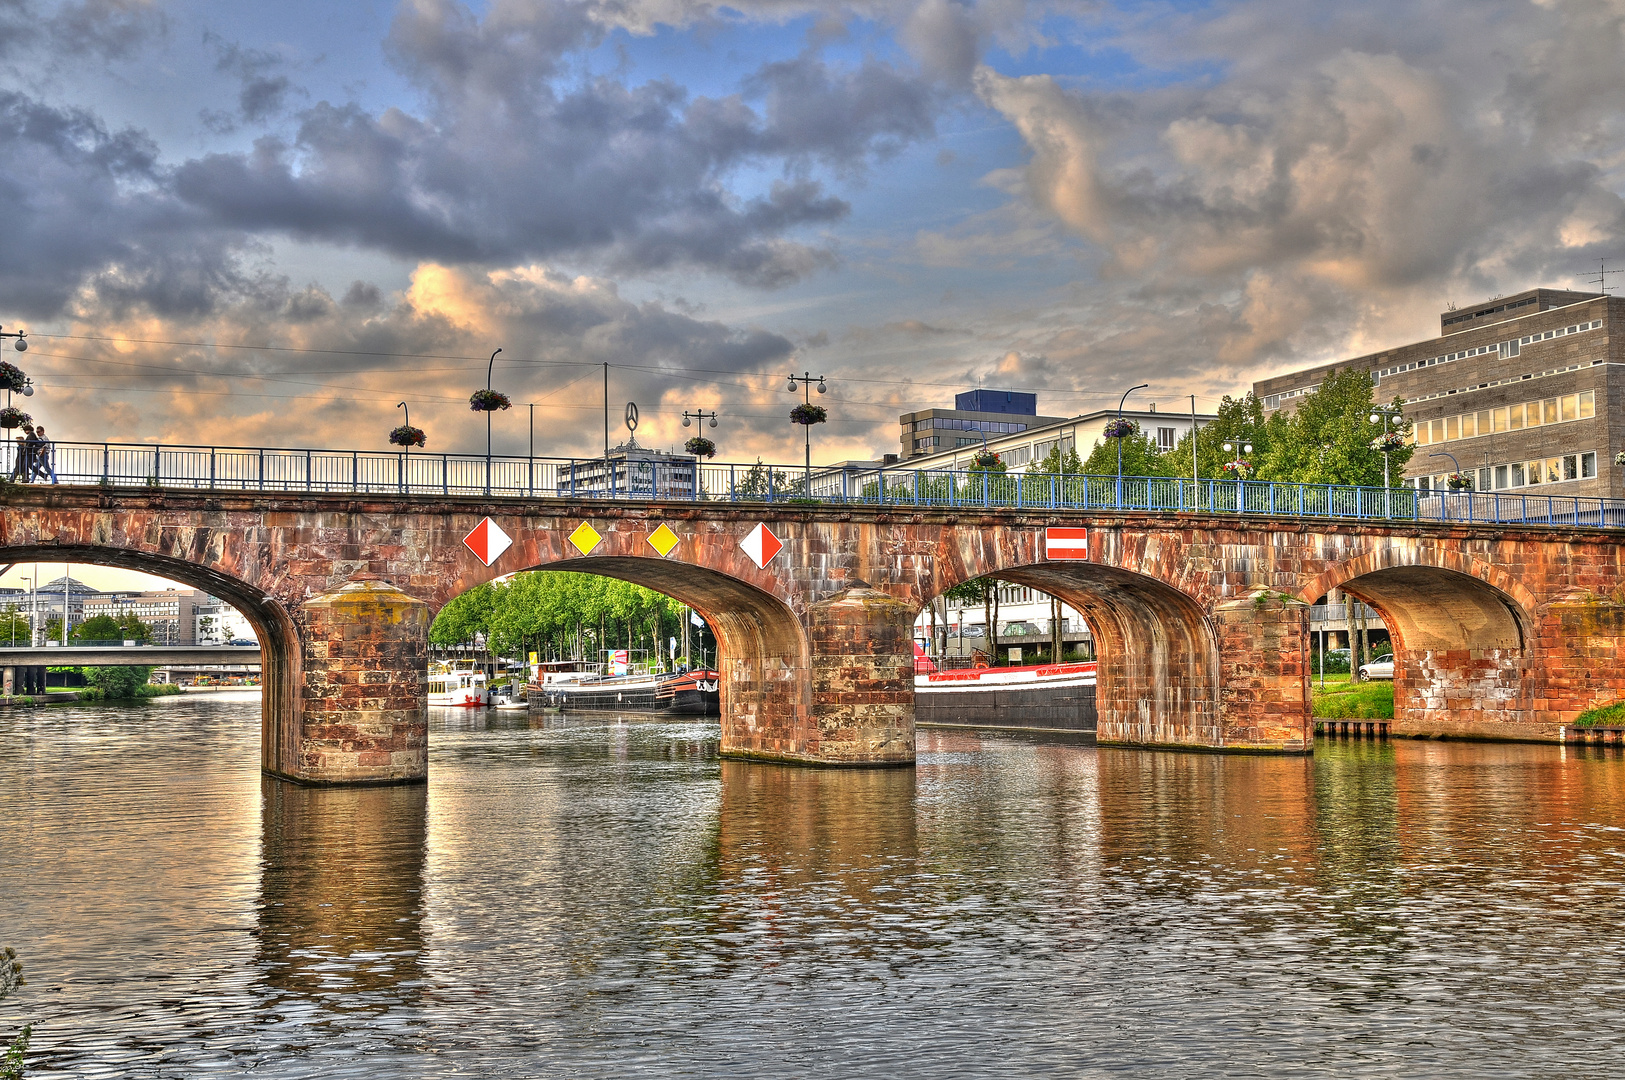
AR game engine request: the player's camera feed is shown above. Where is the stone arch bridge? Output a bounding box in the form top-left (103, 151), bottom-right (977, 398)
top-left (4, 487), bottom-right (1622, 784)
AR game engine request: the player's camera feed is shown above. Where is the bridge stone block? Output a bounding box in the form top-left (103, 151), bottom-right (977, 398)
top-left (286, 575), bottom-right (428, 785)
top-left (803, 587), bottom-right (915, 766)
top-left (1212, 590), bottom-right (1311, 752)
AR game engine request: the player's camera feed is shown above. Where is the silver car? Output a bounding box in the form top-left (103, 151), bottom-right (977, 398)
top-left (1357, 655), bottom-right (1395, 681)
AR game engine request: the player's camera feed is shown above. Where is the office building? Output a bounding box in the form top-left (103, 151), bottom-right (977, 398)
top-left (1254, 288), bottom-right (1621, 496)
top-left (899, 389), bottom-right (1067, 458)
top-left (82, 588), bottom-right (211, 645)
top-left (898, 391), bottom-right (1215, 474)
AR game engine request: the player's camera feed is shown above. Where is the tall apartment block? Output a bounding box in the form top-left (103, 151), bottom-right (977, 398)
top-left (1253, 288), bottom-right (1620, 497)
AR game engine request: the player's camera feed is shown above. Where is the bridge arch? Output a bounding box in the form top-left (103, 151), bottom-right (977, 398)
top-left (924, 561), bottom-right (1222, 747)
top-left (465, 556), bottom-right (816, 761)
top-left (0, 541), bottom-right (301, 776)
top-left (1299, 544), bottom-right (1537, 728)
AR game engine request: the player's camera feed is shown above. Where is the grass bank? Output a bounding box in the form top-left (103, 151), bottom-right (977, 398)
top-left (1312, 674), bottom-right (1395, 719)
top-left (1575, 700), bottom-right (1625, 727)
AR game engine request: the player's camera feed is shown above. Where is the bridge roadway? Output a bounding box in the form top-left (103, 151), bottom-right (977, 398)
top-left (0, 645), bottom-right (261, 665)
top-left (2, 475), bottom-right (1623, 786)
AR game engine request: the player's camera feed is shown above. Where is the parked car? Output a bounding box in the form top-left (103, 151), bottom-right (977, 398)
top-left (958, 625), bottom-right (986, 638)
top-left (226, 638), bottom-right (258, 647)
top-left (1357, 655), bottom-right (1395, 681)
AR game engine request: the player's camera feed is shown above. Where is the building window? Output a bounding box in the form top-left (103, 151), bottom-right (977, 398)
top-left (1156, 426), bottom-right (1176, 450)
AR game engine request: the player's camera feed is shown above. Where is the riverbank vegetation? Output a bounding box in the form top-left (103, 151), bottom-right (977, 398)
top-left (73, 665), bottom-right (181, 700)
top-left (431, 572), bottom-right (703, 662)
top-left (1312, 675), bottom-right (1395, 719)
top-left (1575, 700), bottom-right (1625, 727)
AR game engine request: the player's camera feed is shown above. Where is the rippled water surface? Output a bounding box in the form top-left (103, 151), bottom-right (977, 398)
top-left (6, 696), bottom-right (1625, 1076)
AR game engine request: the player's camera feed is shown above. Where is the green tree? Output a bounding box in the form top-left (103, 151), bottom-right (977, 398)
top-left (1168, 393), bottom-right (1271, 481)
top-left (116, 612), bottom-right (153, 643)
top-left (72, 614), bottom-right (125, 642)
top-left (1026, 443), bottom-right (1084, 476)
top-left (0, 606), bottom-right (29, 646)
top-left (429, 582), bottom-right (499, 646)
top-left (733, 459), bottom-right (793, 500)
top-left (80, 665), bottom-right (156, 698)
top-left (1081, 421), bottom-right (1174, 477)
top-left (1256, 368), bottom-right (1412, 486)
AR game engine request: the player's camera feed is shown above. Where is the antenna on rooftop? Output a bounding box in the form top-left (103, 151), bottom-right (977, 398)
top-left (1588, 257), bottom-right (1621, 294)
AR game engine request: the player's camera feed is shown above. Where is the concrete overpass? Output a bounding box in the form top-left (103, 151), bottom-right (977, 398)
top-left (0, 645), bottom-right (262, 665)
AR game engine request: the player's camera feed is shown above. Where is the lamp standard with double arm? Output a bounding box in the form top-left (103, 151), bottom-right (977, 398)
top-left (786, 372), bottom-right (827, 496)
top-left (1370, 404), bottom-right (1403, 517)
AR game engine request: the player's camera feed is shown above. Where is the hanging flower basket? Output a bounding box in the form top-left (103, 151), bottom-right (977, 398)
top-left (790, 403), bottom-right (827, 425)
top-left (469, 389), bottom-right (511, 412)
top-left (1445, 472), bottom-right (1473, 491)
top-left (1220, 459), bottom-right (1251, 477)
top-left (1371, 431), bottom-right (1406, 453)
top-left (0, 407), bottom-right (30, 430)
top-left (1102, 418), bottom-right (1136, 439)
top-left (389, 424), bottom-right (427, 448)
top-left (0, 362), bottom-right (27, 394)
top-left (970, 448), bottom-right (1002, 470)
top-left (684, 436), bottom-right (717, 459)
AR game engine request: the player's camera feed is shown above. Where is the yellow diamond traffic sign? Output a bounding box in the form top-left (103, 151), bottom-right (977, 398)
top-left (647, 523), bottom-right (680, 557)
top-left (568, 522), bottom-right (603, 556)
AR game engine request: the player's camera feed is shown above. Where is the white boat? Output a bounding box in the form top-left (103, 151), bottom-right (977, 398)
top-left (490, 682), bottom-right (530, 710)
top-left (428, 660), bottom-right (491, 707)
top-left (914, 645), bottom-right (1097, 734)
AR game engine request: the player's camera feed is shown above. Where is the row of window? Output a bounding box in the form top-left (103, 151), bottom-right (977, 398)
top-left (1411, 391), bottom-right (1596, 446)
top-left (1410, 452), bottom-right (1598, 492)
top-left (912, 417), bottom-right (1031, 434)
top-left (1399, 358), bottom-right (1602, 407)
top-left (1441, 295), bottom-right (1537, 328)
top-left (1264, 318), bottom-right (1604, 409)
top-left (1375, 319), bottom-right (1601, 381)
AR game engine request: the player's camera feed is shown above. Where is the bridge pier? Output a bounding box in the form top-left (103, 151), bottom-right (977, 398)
top-left (805, 587), bottom-right (915, 765)
top-left (1212, 590), bottom-right (1312, 752)
top-left (273, 575), bottom-right (429, 786)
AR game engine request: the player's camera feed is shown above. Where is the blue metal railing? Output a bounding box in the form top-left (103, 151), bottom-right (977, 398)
top-left (7, 440), bottom-right (1624, 529)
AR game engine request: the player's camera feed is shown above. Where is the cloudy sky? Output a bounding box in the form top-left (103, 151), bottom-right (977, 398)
top-left (4, 0), bottom-right (1625, 474)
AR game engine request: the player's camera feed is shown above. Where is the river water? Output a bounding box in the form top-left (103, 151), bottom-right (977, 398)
top-left (5, 695), bottom-right (1625, 1077)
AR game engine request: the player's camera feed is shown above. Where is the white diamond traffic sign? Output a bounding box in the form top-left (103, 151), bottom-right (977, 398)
top-left (463, 517), bottom-right (513, 566)
top-left (740, 522), bottom-right (783, 569)
top-left (1044, 527), bottom-right (1088, 561)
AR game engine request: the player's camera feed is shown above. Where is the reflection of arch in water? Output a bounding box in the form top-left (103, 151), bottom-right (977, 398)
top-left (0, 542), bottom-right (299, 773)
top-left (926, 562), bottom-right (1221, 747)
top-left (1301, 550), bottom-right (1536, 727)
top-left (482, 557), bottom-right (814, 762)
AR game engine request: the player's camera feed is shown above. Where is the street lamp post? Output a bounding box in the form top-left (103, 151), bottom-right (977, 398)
top-left (787, 372), bottom-right (827, 496)
top-left (1430, 451), bottom-right (1463, 495)
top-left (1113, 383), bottom-right (1149, 508)
top-left (681, 409), bottom-right (719, 429)
top-left (1369, 404), bottom-right (1403, 517)
top-left (485, 348), bottom-right (502, 494)
top-left (1222, 437), bottom-right (1254, 509)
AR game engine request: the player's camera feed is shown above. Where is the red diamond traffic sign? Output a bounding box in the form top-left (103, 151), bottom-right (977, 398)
top-left (740, 522), bottom-right (783, 569)
top-left (463, 517), bottom-right (513, 567)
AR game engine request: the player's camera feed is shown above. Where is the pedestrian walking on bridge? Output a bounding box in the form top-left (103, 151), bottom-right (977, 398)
top-left (30, 425), bottom-right (56, 484)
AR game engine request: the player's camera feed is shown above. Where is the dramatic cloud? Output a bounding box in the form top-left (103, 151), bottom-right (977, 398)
top-left (970, 0), bottom-right (1625, 387)
top-left (27, 261), bottom-right (804, 456)
top-left (168, 0), bottom-right (945, 288)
